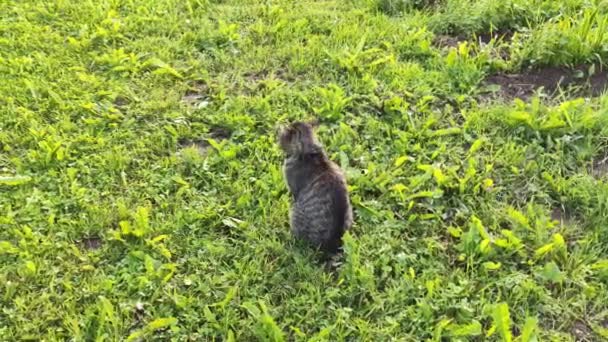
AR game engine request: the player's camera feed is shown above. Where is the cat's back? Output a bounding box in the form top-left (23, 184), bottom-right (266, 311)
top-left (291, 160), bottom-right (352, 251)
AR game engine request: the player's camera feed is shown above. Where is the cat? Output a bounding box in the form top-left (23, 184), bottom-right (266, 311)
top-left (278, 120), bottom-right (353, 255)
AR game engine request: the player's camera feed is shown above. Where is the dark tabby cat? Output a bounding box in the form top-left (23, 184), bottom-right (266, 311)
top-left (278, 121), bottom-right (353, 254)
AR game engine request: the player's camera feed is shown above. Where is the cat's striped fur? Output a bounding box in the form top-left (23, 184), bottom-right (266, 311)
top-left (278, 121), bottom-right (353, 253)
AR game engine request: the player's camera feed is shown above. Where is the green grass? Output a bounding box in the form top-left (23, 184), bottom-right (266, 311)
top-left (1, 0), bottom-right (608, 340)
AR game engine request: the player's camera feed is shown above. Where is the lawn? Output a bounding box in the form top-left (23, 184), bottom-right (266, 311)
top-left (1, 0), bottom-right (608, 340)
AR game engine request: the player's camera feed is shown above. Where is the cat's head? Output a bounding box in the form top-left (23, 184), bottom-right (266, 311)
top-left (278, 120), bottom-right (321, 156)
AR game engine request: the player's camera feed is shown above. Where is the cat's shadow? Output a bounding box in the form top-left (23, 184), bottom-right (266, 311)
top-left (288, 239), bottom-right (344, 276)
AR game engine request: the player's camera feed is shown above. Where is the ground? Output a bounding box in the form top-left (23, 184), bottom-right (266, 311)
top-left (1, 0), bottom-right (608, 340)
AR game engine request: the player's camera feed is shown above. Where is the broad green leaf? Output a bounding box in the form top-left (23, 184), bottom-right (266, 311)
top-left (226, 329), bottom-right (236, 342)
top-left (391, 183), bottom-right (407, 192)
top-left (150, 235), bottom-right (169, 243)
top-left (539, 261), bottom-right (564, 284)
top-left (203, 306), bottom-right (216, 323)
top-left (148, 317), bottom-right (178, 329)
top-left (431, 127), bottom-right (461, 137)
top-left (24, 260), bottom-right (37, 275)
top-left (492, 303), bottom-right (512, 342)
top-left (494, 238), bottom-right (510, 248)
top-left (591, 323), bottom-right (608, 338)
top-left (172, 176), bottom-right (189, 187)
top-left (257, 301), bottom-right (285, 342)
top-left (506, 207), bottom-right (530, 229)
top-left (119, 221), bottom-right (131, 235)
top-left (144, 254), bottom-right (155, 275)
top-left (394, 156), bottom-right (408, 167)
top-left (433, 168), bottom-right (447, 185)
top-left (406, 189), bottom-right (443, 200)
top-left (534, 243), bottom-right (554, 259)
top-left (500, 230), bottom-right (523, 250)
top-left (144, 58), bottom-right (183, 78)
top-left (508, 111), bottom-right (532, 126)
top-left (480, 238), bottom-right (492, 253)
top-left (591, 259), bottom-right (608, 270)
top-left (520, 316), bottom-right (538, 342)
top-left (483, 261), bottom-right (502, 270)
top-left (446, 320), bottom-right (482, 337)
top-left (217, 286), bottom-right (238, 308)
top-left (447, 226), bottom-right (462, 238)
top-left (0, 175), bottom-right (32, 186)
top-left (552, 233), bottom-right (566, 250)
top-left (127, 317), bottom-right (178, 341)
top-left (155, 245), bottom-right (172, 259)
top-left (468, 138), bottom-right (484, 155)
top-left (471, 216), bottom-right (490, 240)
top-left (242, 301), bottom-right (262, 317)
top-left (0, 241), bottom-right (19, 254)
top-left (409, 267), bottom-right (416, 279)
top-left (433, 319), bottom-right (452, 342)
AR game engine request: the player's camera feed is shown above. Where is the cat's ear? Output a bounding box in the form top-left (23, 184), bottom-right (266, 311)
top-left (308, 118), bottom-right (320, 129)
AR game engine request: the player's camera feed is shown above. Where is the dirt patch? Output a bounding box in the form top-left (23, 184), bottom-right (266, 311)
top-left (243, 69), bottom-right (270, 82)
top-left (482, 64), bottom-right (608, 101)
top-left (550, 207), bottom-right (577, 238)
top-left (572, 320), bottom-right (593, 341)
top-left (113, 96), bottom-right (130, 108)
top-left (81, 236), bottom-right (103, 250)
top-left (551, 206), bottom-right (568, 223)
top-left (476, 30), bottom-right (514, 45)
top-left (244, 68), bottom-right (296, 84)
top-left (241, 68), bottom-right (298, 95)
top-left (433, 35), bottom-right (464, 49)
top-left (590, 155), bottom-right (608, 179)
top-left (207, 126), bottom-right (231, 140)
top-left (181, 81), bottom-right (210, 107)
top-left (588, 69), bottom-right (608, 96)
top-left (178, 138), bottom-right (210, 155)
top-left (434, 29), bottom-right (514, 49)
top-left (182, 93), bottom-right (205, 104)
top-left (188, 80), bottom-right (209, 94)
top-left (476, 30), bottom-right (514, 60)
top-left (177, 126), bottom-right (231, 155)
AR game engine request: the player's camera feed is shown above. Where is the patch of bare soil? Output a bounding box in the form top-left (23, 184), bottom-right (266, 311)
top-left (113, 96), bottom-right (130, 108)
top-left (433, 34), bottom-right (463, 49)
top-left (244, 68), bottom-right (297, 87)
top-left (476, 30), bottom-right (514, 45)
top-left (241, 68), bottom-right (297, 96)
top-left (81, 236), bottom-right (103, 250)
top-left (482, 64), bottom-right (608, 101)
top-left (181, 81), bottom-right (210, 106)
top-left (178, 138), bottom-right (209, 155)
top-left (572, 320), bottom-right (593, 341)
top-left (590, 154), bottom-right (608, 179)
top-left (207, 126), bottom-right (231, 140)
top-left (476, 30), bottom-right (514, 60)
top-left (434, 29), bottom-right (514, 49)
top-left (551, 207), bottom-right (567, 223)
top-left (551, 205), bottom-right (578, 230)
top-left (243, 69), bottom-right (270, 83)
top-left (177, 126), bottom-right (231, 155)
